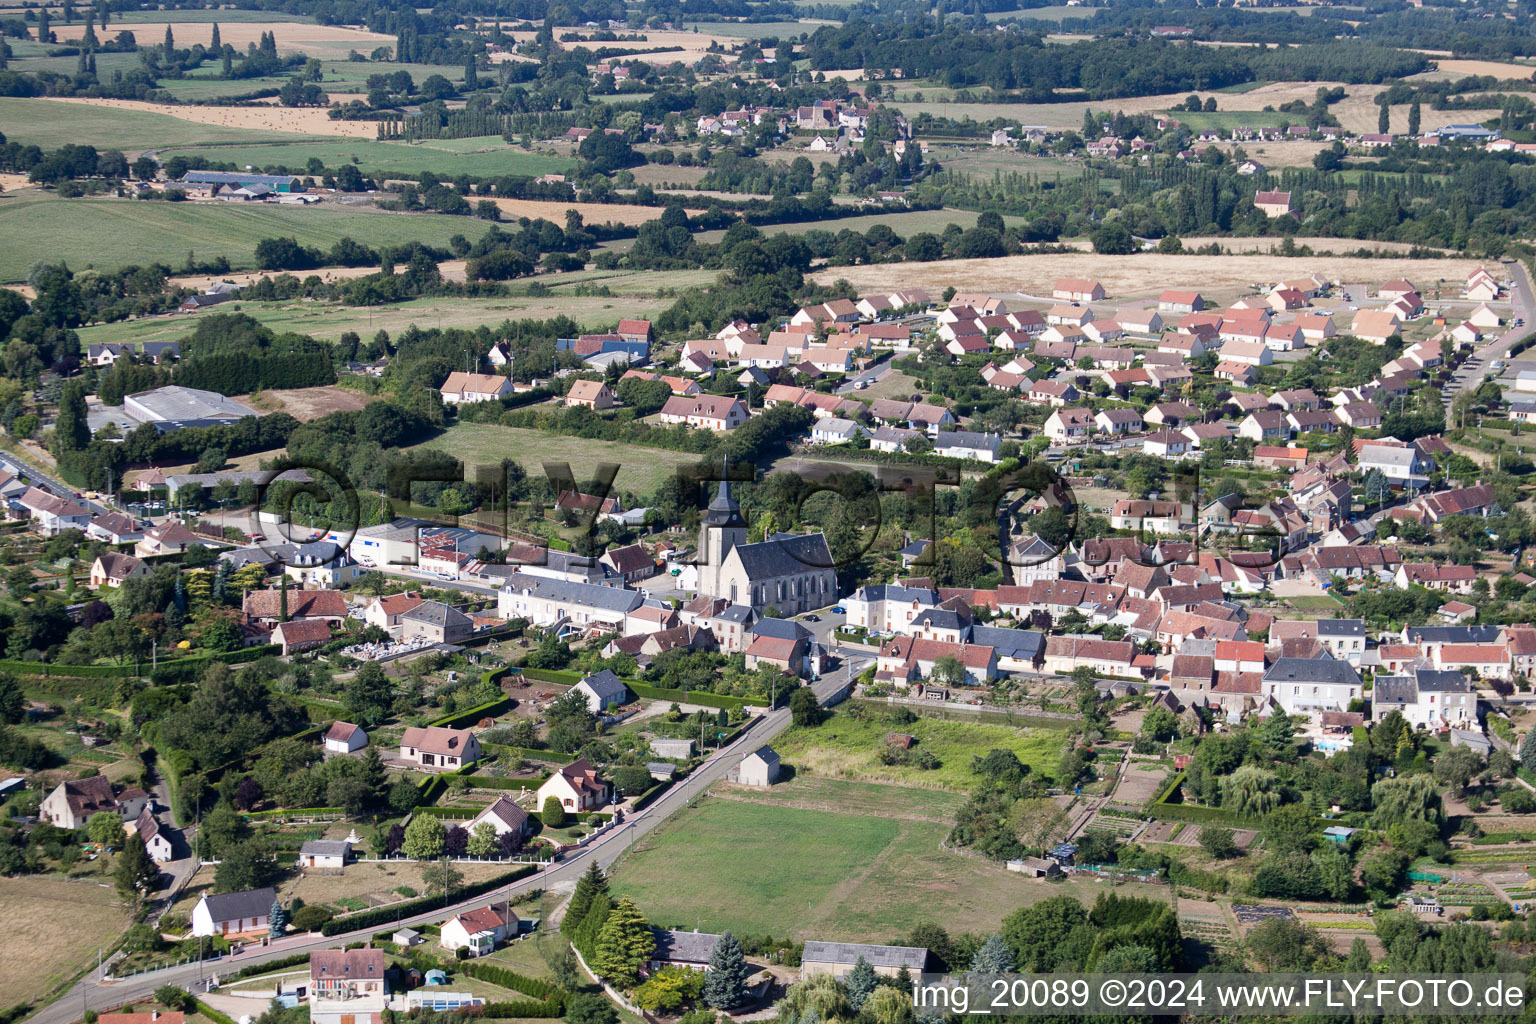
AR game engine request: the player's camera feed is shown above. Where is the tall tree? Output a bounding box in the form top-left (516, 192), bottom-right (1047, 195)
top-left (592, 896), bottom-right (654, 986)
top-left (210, 22), bottom-right (220, 49)
top-left (970, 934), bottom-right (1014, 973)
top-left (1408, 98), bottom-right (1421, 137)
top-left (163, 23), bottom-right (174, 54)
top-left (402, 812), bottom-right (446, 859)
top-left (704, 931), bottom-right (751, 1009)
top-left (114, 833), bottom-right (159, 906)
top-left (1378, 100), bottom-right (1390, 134)
top-left (269, 897), bottom-right (287, 937)
top-left (563, 861), bottom-right (610, 935)
top-left (53, 381), bottom-right (90, 453)
top-left (844, 956), bottom-right (876, 1011)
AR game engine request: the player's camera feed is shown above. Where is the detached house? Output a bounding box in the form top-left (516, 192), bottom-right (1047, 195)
top-left (398, 726), bottom-right (482, 771)
top-left (439, 372), bottom-right (513, 405)
top-left (192, 886), bottom-right (276, 938)
top-left (658, 395), bottom-right (748, 431)
top-left (537, 758), bottom-right (613, 812)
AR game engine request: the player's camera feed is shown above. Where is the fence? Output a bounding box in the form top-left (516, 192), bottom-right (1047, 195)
top-left (103, 950), bottom-right (221, 982)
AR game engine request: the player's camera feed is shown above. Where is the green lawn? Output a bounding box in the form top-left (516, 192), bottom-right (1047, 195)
top-left (983, 5), bottom-right (1093, 21)
top-left (156, 138), bottom-right (575, 179)
top-left (1283, 595), bottom-right (1347, 611)
top-left (413, 422), bottom-right (706, 496)
top-left (1158, 109), bottom-right (1292, 130)
top-left (773, 707), bottom-right (1069, 790)
top-left (0, 97), bottom-right (319, 149)
top-left (610, 786), bottom-right (1098, 941)
top-left (0, 195), bottom-right (491, 282)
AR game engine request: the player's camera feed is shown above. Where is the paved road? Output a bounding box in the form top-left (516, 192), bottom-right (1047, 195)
top-left (1443, 259), bottom-right (1536, 408)
top-left (31, 672), bottom-right (852, 1024)
top-left (0, 447), bottom-right (113, 518)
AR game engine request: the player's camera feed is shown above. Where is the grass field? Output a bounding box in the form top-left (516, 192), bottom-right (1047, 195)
top-left (74, 284), bottom-right (695, 347)
top-left (158, 139), bottom-right (574, 179)
top-left (681, 19), bottom-right (809, 37)
top-left (413, 421), bottom-right (706, 495)
top-left (0, 97), bottom-right (318, 149)
top-left (694, 207), bottom-right (1016, 244)
top-left (1154, 109), bottom-right (1291, 130)
top-left (0, 876), bottom-right (132, 1009)
top-left (772, 709), bottom-right (1068, 790)
top-left (0, 196), bottom-right (493, 282)
top-left (610, 786), bottom-right (1097, 941)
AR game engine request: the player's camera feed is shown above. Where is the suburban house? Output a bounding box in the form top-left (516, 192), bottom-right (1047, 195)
top-left (192, 886), bottom-right (277, 938)
top-left (801, 941), bottom-right (928, 979)
top-left (573, 669), bottom-right (632, 713)
top-left (1052, 278), bottom-right (1105, 302)
top-left (242, 589), bottom-right (348, 626)
top-left (1372, 668), bottom-right (1475, 729)
top-left (440, 904), bottom-right (520, 957)
top-left (467, 795), bottom-right (530, 841)
top-left (1254, 189), bottom-right (1293, 217)
top-left (308, 948), bottom-right (387, 1024)
top-left (439, 372), bottom-right (514, 404)
top-left (600, 543), bottom-right (655, 583)
top-left (40, 775), bottom-right (148, 830)
top-left (650, 929), bottom-right (724, 972)
top-left (323, 722), bottom-right (369, 755)
top-left (18, 487), bottom-right (91, 535)
top-left (365, 592), bottom-right (425, 632)
top-left (565, 379), bottom-right (616, 410)
top-left (90, 552), bottom-right (148, 588)
top-left (658, 395), bottom-right (749, 431)
top-left (398, 726), bottom-right (482, 771)
top-left (134, 807), bottom-right (175, 863)
top-left (536, 758), bottom-right (613, 812)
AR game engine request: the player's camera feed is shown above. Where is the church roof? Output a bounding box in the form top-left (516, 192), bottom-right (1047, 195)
top-left (730, 532), bottom-right (834, 579)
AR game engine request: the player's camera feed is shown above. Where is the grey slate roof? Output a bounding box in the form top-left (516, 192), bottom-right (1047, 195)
top-left (911, 609), bottom-right (967, 631)
top-left (1372, 675), bottom-right (1416, 705)
top-left (1316, 618), bottom-right (1364, 638)
top-left (968, 626), bottom-right (1044, 660)
top-left (1405, 625), bottom-right (1503, 645)
top-left (1262, 657), bottom-right (1361, 686)
top-left (1414, 668), bottom-right (1472, 692)
top-left (801, 940), bottom-right (927, 970)
top-left (651, 928), bottom-right (722, 964)
top-left (183, 170), bottom-right (301, 187)
top-left (934, 430), bottom-right (1001, 453)
top-left (748, 745), bottom-right (780, 767)
top-left (500, 575), bottom-right (644, 613)
top-left (732, 532), bottom-right (836, 579)
top-left (201, 885), bottom-right (277, 924)
top-left (579, 669), bottom-right (630, 703)
top-left (752, 617), bottom-right (813, 642)
top-left (402, 600), bottom-right (473, 628)
top-left (300, 840), bottom-right (351, 857)
top-left (711, 604), bottom-right (756, 624)
top-left (220, 540), bottom-right (344, 570)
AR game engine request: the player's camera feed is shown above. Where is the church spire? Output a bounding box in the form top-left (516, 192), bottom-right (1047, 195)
top-left (704, 456), bottom-right (746, 527)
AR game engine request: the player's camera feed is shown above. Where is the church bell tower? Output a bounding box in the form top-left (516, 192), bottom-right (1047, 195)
top-left (699, 458), bottom-right (747, 600)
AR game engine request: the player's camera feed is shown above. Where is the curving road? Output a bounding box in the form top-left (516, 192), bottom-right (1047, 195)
top-left (31, 672), bottom-right (852, 1024)
top-left (1443, 259), bottom-right (1536, 409)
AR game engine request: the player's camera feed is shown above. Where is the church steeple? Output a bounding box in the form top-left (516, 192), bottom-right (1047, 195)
top-left (704, 456), bottom-right (746, 528)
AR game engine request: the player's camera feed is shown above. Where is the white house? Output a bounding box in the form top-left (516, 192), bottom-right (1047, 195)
top-left (440, 905), bottom-right (520, 957)
top-left (192, 886), bottom-right (276, 938)
top-left (298, 839), bottom-right (352, 869)
top-left (1261, 657), bottom-right (1361, 715)
top-left (1372, 668), bottom-right (1475, 729)
top-left (466, 794), bottom-right (530, 842)
top-left (738, 745), bottom-right (781, 787)
top-left (398, 726), bottom-right (482, 771)
top-left (309, 948), bottom-right (387, 1024)
top-left (573, 669), bottom-right (631, 713)
top-left (536, 758), bottom-right (612, 812)
top-left (439, 372), bottom-right (513, 404)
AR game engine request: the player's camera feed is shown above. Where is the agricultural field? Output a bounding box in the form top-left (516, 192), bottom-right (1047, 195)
top-left (771, 706), bottom-right (1068, 790)
top-left (73, 284), bottom-right (693, 349)
top-left (412, 422), bottom-right (706, 495)
top-left (681, 19), bottom-right (812, 38)
top-left (0, 876), bottom-right (133, 1009)
top-left (0, 196), bottom-right (492, 283)
top-left (157, 139), bottom-right (574, 180)
top-left (813, 251), bottom-right (1486, 305)
top-left (610, 785), bottom-right (1100, 941)
top-left (51, 19), bottom-right (399, 59)
top-left (694, 207), bottom-right (1021, 245)
top-left (0, 97), bottom-right (320, 150)
top-left (247, 386), bottom-right (382, 421)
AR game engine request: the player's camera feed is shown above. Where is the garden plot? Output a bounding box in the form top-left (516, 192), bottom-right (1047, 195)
top-left (1084, 809), bottom-right (1145, 840)
top-left (1233, 904), bottom-right (1296, 926)
top-left (1111, 762), bottom-right (1170, 804)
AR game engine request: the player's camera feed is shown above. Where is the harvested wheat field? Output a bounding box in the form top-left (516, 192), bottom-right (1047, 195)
top-left (1419, 57), bottom-right (1536, 79)
top-left (34, 96), bottom-right (378, 138)
top-left (0, 876), bottom-right (131, 1008)
top-left (488, 196), bottom-right (699, 225)
top-left (250, 386), bottom-right (381, 421)
top-left (52, 19), bottom-right (398, 58)
top-left (814, 252), bottom-right (1486, 304)
top-left (0, 172), bottom-right (36, 192)
top-left (507, 27), bottom-right (746, 62)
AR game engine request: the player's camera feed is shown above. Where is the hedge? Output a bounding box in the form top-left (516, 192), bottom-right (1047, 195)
top-left (628, 681), bottom-right (760, 710)
top-left (0, 659), bottom-right (136, 678)
top-left (459, 960), bottom-right (567, 1005)
top-left (631, 778), bottom-right (675, 811)
top-left (242, 806), bottom-right (343, 820)
top-left (228, 952), bottom-right (311, 979)
top-left (411, 805), bottom-right (491, 819)
top-left (429, 696), bottom-right (512, 730)
top-left (482, 743), bottom-right (568, 765)
top-left (195, 1000), bottom-right (239, 1024)
top-left (480, 999), bottom-right (562, 1018)
top-left (319, 865), bottom-right (537, 935)
top-left (516, 667), bottom-right (581, 686)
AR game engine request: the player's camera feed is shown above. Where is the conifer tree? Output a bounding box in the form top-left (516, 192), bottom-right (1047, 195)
top-left (703, 931), bottom-right (750, 1008)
